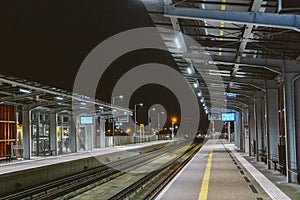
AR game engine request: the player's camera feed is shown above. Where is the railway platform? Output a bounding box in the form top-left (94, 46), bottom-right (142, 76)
top-left (0, 140), bottom-right (172, 175)
top-left (0, 140), bottom-right (174, 197)
top-left (156, 139), bottom-right (300, 200)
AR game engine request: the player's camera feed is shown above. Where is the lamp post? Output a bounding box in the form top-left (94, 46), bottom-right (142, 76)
top-left (112, 95), bottom-right (123, 104)
top-left (148, 108), bottom-right (156, 134)
top-left (157, 111), bottom-right (164, 133)
top-left (134, 103), bottom-right (143, 136)
top-left (171, 122), bottom-right (175, 139)
top-left (111, 95), bottom-right (123, 146)
top-left (171, 117), bottom-right (177, 140)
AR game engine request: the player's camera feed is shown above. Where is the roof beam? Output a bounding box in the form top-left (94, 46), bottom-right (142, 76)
top-left (183, 53), bottom-right (300, 73)
top-left (164, 6), bottom-right (300, 32)
top-left (232, 0), bottom-right (263, 78)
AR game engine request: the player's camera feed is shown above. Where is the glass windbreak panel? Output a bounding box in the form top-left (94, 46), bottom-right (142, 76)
top-left (31, 111), bottom-right (51, 156)
top-left (57, 114), bottom-right (71, 154)
top-left (78, 127), bottom-right (86, 150)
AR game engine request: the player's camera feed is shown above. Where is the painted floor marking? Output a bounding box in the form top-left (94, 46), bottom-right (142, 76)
top-left (198, 144), bottom-right (215, 200)
top-left (227, 144), bottom-right (291, 200)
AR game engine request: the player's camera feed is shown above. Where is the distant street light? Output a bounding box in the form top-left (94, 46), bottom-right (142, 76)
top-left (148, 108), bottom-right (156, 134)
top-left (134, 103), bottom-right (143, 135)
top-left (112, 95), bottom-right (123, 104)
top-left (111, 95), bottom-right (123, 146)
top-left (171, 117), bottom-right (178, 140)
top-left (157, 111), bottom-right (164, 133)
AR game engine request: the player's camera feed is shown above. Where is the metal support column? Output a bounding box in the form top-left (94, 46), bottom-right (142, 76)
top-left (248, 104), bottom-right (256, 156)
top-left (234, 112), bottom-right (242, 149)
top-left (284, 73), bottom-right (298, 182)
top-left (255, 98), bottom-right (263, 162)
top-left (294, 76), bottom-right (300, 183)
top-left (49, 112), bottom-right (57, 156)
top-left (99, 117), bottom-right (105, 148)
top-left (266, 81), bottom-right (280, 170)
top-left (242, 108), bottom-right (249, 153)
top-left (22, 107), bottom-right (31, 159)
top-left (69, 116), bottom-right (77, 153)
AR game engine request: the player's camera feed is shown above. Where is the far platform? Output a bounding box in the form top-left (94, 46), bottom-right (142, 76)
top-left (0, 140), bottom-right (172, 175)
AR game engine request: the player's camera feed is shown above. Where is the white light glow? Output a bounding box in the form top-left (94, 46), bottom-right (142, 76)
top-left (174, 37), bottom-right (181, 49)
top-left (187, 67), bottom-right (192, 74)
top-left (209, 69), bottom-right (230, 74)
top-left (209, 72), bottom-right (231, 76)
top-left (235, 74), bottom-right (246, 78)
top-left (55, 96), bottom-right (63, 100)
top-left (19, 88), bottom-right (31, 93)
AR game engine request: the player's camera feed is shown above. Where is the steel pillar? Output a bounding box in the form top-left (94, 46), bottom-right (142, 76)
top-left (248, 104), bottom-right (256, 156)
top-left (99, 117), bottom-right (106, 148)
top-left (242, 108), bottom-right (248, 153)
top-left (49, 112), bottom-right (57, 156)
top-left (69, 115), bottom-right (77, 153)
top-left (234, 112), bottom-right (242, 149)
top-left (255, 98), bottom-right (263, 162)
top-left (22, 107), bottom-right (31, 159)
top-left (266, 81), bottom-right (280, 170)
top-left (294, 76), bottom-right (300, 183)
top-left (284, 73), bottom-right (298, 183)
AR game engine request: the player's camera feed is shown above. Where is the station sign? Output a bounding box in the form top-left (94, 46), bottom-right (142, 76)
top-left (115, 115), bottom-right (129, 123)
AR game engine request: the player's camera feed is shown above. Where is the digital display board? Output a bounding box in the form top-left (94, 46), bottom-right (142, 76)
top-left (221, 113), bottom-right (235, 121)
top-left (80, 116), bottom-right (93, 125)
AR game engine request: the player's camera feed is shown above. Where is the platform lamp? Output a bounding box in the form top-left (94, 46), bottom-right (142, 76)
top-left (111, 95), bottom-right (123, 146)
top-left (134, 103), bottom-right (143, 136)
top-left (171, 117), bottom-right (178, 140)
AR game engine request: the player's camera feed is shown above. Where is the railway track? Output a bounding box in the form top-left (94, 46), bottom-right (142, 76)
top-left (107, 142), bottom-right (202, 200)
top-left (0, 140), bottom-right (192, 200)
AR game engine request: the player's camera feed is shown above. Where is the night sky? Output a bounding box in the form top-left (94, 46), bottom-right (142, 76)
top-left (0, 0), bottom-right (208, 130)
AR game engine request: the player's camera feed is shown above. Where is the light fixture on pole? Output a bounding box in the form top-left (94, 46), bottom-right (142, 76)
top-left (134, 103), bottom-right (143, 135)
top-left (157, 111), bottom-right (164, 133)
top-left (148, 107), bottom-right (156, 134)
top-left (111, 95), bottom-right (123, 146)
top-left (112, 95), bottom-right (123, 104)
top-left (171, 117), bottom-right (178, 140)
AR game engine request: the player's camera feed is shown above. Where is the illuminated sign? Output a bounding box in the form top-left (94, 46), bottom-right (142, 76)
top-left (221, 113), bottom-right (235, 121)
top-left (80, 116), bottom-right (93, 125)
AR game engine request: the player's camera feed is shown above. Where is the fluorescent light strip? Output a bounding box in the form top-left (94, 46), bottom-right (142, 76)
top-left (209, 69), bottom-right (230, 73)
top-left (19, 88), bottom-right (31, 93)
top-left (209, 72), bottom-right (231, 77)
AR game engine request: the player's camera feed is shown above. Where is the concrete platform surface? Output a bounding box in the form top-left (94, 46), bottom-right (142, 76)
top-left (157, 139), bottom-right (295, 200)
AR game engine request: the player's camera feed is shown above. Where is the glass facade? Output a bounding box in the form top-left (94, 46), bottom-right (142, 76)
top-left (0, 105), bottom-right (16, 157)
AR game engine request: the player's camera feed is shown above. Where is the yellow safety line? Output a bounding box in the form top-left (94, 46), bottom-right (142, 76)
top-left (198, 144), bottom-right (215, 200)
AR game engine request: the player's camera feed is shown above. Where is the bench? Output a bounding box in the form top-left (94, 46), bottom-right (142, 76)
top-left (268, 154), bottom-right (279, 170)
top-left (0, 155), bottom-right (11, 162)
top-left (258, 149), bottom-right (267, 164)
